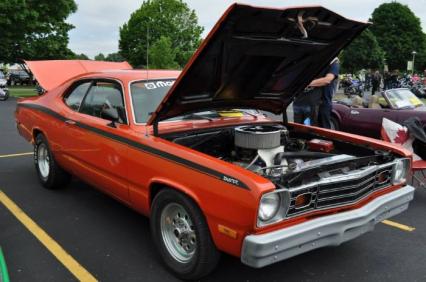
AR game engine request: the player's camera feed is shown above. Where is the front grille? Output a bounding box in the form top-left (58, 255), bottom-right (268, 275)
top-left (286, 164), bottom-right (394, 217)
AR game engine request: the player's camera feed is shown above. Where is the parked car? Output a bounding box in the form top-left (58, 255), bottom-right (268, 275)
top-left (0, 71), bottom-right (7, 86)
top-left (332, 88), bottom-right (426, 138)
top-left (0, 71), bottom-right (9, 101)
top-left (8, 70), bottom-right (32, 86)
top-left (15, 4), bottom-right (414, 280)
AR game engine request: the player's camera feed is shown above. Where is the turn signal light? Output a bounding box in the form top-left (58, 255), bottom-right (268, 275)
top-left (218, 224), bottom-right (238, 239)
top-left (294, 193), bottom-right (312, 209)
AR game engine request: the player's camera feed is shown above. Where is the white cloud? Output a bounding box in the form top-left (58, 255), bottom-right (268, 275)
top-left (68, 0), bottom-right (426, 58)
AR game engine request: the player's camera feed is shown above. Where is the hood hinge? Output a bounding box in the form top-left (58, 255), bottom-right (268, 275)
top-left (153, 119), bottom-right (159, 136)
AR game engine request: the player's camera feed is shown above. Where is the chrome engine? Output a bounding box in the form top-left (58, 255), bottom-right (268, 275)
top-left (234, 125), bottom-right (283, 149)
top-left (232, 125), bottom-right (356, 178)
top-left (233, 125), bottom-right (289, 177)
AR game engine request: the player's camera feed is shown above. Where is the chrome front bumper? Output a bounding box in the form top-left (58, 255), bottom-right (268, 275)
top-left (241, 185), bottom-right (415, 268)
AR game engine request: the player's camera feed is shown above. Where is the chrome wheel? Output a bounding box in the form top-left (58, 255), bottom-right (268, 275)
top-left (37, 143), bottom-right (50, 178)
top-left (160, 203), bottom-right (196, 263)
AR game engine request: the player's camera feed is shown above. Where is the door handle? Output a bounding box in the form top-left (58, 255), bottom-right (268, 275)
top-left (350, 110), bottom-right (360, 115)
top-left (65, 120), bottom-right (76, 125)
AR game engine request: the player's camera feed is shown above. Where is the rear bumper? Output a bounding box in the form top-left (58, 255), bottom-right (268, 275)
top-left (241, 185), bottom-right (415, 268)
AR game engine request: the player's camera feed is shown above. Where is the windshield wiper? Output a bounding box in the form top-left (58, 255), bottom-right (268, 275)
top-left (399, 106), bottom-right (414, 110)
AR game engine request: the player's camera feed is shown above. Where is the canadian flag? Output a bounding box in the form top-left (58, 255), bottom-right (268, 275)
top-left (381, 118), bottom-right (421, 160)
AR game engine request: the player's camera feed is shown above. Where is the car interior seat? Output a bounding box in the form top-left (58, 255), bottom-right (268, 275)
top-left (351, 96), bottom-right (364, 108)
top-left (368, 95), bottom-right (382, 109)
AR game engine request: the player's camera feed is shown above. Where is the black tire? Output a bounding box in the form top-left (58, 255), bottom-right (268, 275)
top-left (330, 116), bottom-right (340, 131)
top-left (34, 134), bottom-right (71, 189)
top-left (151, 189), bottom-right (220, 280)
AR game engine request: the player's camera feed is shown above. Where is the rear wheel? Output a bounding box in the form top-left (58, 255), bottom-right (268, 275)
top-left (330, 116), bottom-right (340, 131)
top-left (34, 134), bottom-right (71, 189)
top-left (151, 189), bottom-right (220, 280)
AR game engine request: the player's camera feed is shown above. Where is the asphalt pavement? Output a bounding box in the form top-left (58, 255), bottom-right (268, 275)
top-left (1, 98), bottom-right (426, 281)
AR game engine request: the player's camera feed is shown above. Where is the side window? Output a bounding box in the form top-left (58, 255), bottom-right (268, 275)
top-left (79, 81), bottom-right (127, 124)
top-left (64, 82), bottom-right (91, 111)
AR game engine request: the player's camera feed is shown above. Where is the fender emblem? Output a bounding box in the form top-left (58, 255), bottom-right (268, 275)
top-left (223, 176), bottom-right (239, 185)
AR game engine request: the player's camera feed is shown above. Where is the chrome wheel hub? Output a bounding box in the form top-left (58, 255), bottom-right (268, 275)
top-left (37, 143), bottom-right (50, 178)
top-left (160, 203), bottom-right (196, 263)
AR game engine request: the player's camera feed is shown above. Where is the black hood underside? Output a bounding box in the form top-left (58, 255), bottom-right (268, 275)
top-left (149, 4), bottom-right (369, 124)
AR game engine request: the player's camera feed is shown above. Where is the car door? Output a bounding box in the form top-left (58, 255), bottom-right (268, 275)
top-left (61, 79), bottom-right (130, 203)
top-left (342, 107), bottom-right (396, 138)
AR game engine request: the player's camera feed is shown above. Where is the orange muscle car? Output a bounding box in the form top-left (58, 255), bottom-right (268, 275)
top-left (15, 4), bottom-right (415, 280)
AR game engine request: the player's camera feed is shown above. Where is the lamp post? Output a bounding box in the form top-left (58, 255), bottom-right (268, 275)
top-left (412, 51), bottom-right (417, 74)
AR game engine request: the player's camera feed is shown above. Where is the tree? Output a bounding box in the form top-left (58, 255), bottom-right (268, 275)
top-left (105, 52), bottom-right (125, 62)
top-left (119, 0), bottom-right (203, 68)
top-left (71, 53), bottom-right (90, 60)
top-left (341, 29), bottom-right (385, 73)
top-left (370, 2), bottom-right (426, 71)
top-left (0, 0), bottom-right (77, 63)
top-left (94, 53), bottom-right (106, 61)
top-left (148, 36), bottom-right (179, 69)
top-left (415, 34), bottom-right (426, 72)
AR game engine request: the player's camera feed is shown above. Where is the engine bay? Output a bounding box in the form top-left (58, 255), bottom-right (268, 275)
top-left (162, 123), bottom-right (396, 187)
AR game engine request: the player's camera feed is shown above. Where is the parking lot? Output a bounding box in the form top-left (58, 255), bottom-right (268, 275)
top-left (1, 97), bottom-right (426, 281)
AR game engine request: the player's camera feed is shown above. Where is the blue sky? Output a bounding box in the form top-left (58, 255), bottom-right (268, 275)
top-left (67, 0), bottom-right (426, 58)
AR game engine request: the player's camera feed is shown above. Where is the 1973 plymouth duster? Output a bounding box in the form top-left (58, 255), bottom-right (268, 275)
top-left (15, 4), bottom-right (414, 280)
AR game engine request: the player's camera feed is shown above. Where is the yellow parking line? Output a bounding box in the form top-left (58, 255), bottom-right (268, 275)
top-left (382, 220), bottom-right (416, 232)
top-left (0, 190), bottom-right (97, 281)
top-left (0, 152), bottom-right (33, 158)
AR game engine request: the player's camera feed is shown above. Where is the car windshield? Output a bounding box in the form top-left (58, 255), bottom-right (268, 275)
top-left (18, 71), bottom-right (29, 77)
top-left (130, 79), bottom-right (176, 123)
top-left (384, 89), bottom-right (424, 109)
top-left (130, 79), bottom-right (261, 123)
top-left (0, 72), bottom-right (4, 78)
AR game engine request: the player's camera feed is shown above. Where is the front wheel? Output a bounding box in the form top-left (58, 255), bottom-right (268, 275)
top-left (0, 90), bottom-right (8, 101)
top-left (151, 189), bottom-right (220, 280)
top-left (34, 134), bottom-right (71, 189)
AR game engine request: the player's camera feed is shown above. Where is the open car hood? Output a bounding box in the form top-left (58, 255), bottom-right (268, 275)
top-left (148, 4), bottom-right (368, 125)
top-left (25, 60), bottom-right (132, 91)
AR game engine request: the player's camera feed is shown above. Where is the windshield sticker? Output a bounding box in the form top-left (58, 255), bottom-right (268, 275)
top-left (409, 97), bottom-right (423, 106)
top-left (395, 100), bottom-right (411, 109)
top-left (145, 80), bottom-right (174, 90)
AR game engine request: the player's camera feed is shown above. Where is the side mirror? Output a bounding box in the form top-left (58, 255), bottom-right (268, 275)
top-left (101, 107), bottom-right (119, 127)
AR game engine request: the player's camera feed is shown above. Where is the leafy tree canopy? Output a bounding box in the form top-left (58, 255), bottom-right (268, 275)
top-left (94, 52), bottom-right (126, 62)
top-left (148, 36), bottom-right (179, 69)
top-left (370, 2), bottom-right (425, 71)
top-left (94, 53), bottom-right (106, 61)
top-left (71, 53), bottom-right (90, 60)
top-left (105, 52), bottom-right (125, 62)
top-left (341, 29), bottom-right (385, 73)
top-left (119, 0), bottom-right (203, 68)
top-left (0, 0), bottom-right (77, 63)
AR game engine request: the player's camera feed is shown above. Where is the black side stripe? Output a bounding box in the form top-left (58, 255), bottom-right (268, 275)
top-left (17, 103), bottom-right (249, 190)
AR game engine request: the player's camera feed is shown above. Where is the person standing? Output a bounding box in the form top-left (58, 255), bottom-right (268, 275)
top-left (292, 86), bottom-right (321, 125)
top-left (307, 58), bottom-right (340, 129)
top-left (371, 70), bottom-right (382, 95)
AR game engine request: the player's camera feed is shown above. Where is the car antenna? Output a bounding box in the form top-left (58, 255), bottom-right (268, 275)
top-left (146, 25), bottom-right (149, 80)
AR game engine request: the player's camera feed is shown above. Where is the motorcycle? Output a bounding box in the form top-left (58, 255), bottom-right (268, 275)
top-left (398, 76), bottom-right (426, 98)
top-left (411, 83), bottom-right (426, 98)
top-left (343, 78), bottom-right (364, 97)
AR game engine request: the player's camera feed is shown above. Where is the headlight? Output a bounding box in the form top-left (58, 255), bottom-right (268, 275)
top-left (392, 158), bottom-right (410, 185)
top-left (258, 193), bottom-right (280, 222)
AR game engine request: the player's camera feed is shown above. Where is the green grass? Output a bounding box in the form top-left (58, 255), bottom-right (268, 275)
top-left (9, 86), bottom-right (37, 97)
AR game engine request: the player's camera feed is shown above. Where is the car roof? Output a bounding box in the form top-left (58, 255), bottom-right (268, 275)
top-left (79, 69), bottom-right (181, 83)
